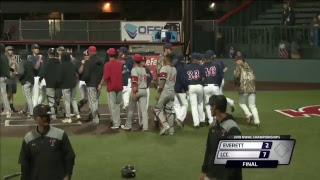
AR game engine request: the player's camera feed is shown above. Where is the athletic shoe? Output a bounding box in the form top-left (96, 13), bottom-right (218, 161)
top-left (231, 106), bottom-right (235, 113)
top-left (247, 116), bottom-right (253, 123)
top-left (175, 119), bottom-right (184, 128)
top-left (111, 125), bottom-right (120, 129)
top-left (76, 115), bottom-right (81, 120)
top-left (27, 115), bottom-right (33, 119)
top-left (62, 118), bottom-right (72, 123)
top-left (200, 122), bottom-right (206, 127)
top-left (194, 125), bottom-right (200, 129)
top-left (168, 132), bottom-right (174, 136)
top-left (159, 125), bottom-right (170, 136)
top-left (6, 111), bottom-right (12, 118)
top-left (255, 123), bottom-right (260, 128)
top-left (120, 125), bottom-right (131, 130)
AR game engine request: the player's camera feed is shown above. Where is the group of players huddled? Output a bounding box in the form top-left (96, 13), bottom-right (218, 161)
top-left (0, 42), bottom-right (260, 136)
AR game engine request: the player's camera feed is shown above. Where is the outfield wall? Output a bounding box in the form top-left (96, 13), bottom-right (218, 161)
top-left (221, 59), bottom-right (320, 83)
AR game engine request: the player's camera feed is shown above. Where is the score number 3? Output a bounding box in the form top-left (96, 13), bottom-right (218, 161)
top-left (262, 142), bottom-right (273, 149)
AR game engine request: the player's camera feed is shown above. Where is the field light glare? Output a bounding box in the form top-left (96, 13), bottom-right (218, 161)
top-left (209, 2), bottom-right (215, 9)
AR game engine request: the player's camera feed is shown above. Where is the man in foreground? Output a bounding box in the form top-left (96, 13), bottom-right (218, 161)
top-left (19, 104), bottom-right (76, 180)
top-left (199, 95), bottom-right (242, 180)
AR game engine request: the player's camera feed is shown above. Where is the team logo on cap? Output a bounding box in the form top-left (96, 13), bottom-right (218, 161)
top-left (124, 23), bottom-right (138, 39)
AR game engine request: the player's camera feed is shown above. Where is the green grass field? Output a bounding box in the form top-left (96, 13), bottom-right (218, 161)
top-left (1, 85), bottom-right (319, 179)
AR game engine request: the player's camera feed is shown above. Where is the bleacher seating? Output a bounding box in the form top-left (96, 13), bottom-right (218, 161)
top-left (251, 1), bottom-right (320, 25)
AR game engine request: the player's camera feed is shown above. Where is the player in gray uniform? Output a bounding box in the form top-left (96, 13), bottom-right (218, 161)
top-left (153, 53), bottom-right (177, 136)
top-left (121, 54), bottom-right (149, 131)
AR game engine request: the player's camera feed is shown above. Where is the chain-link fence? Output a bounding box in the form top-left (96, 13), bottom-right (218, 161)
top-left (3, 20), bottom-right (121, 41)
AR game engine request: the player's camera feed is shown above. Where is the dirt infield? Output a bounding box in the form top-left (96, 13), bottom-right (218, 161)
top-left (1, 81), bottom-right (319, 137)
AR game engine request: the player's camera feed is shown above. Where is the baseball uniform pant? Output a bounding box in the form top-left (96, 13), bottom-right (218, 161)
top-left (154, 90), bottom-right (175, 133)
top-left (78, 80), bottom-right (88, 100)
top-left (0, 77), bottom-right (11, 113)
top-left (220, 78), bottom-right (235, 107)
top-left (46, 88), bottom-right (57, 119)
top-left (62, 88), bottom-right (80, 118)
top-left (38, 79), bottom-right (46, 104)
top-left (87, 87), bottom-right (100, 123)
top-left (173, 92), bottom-right (188, 122)
top-left (108, 91), bottom-right (122, 127)
top-left (137, 87), bottom-right (150, 121)
top-left (122, 78), bottom-right (132, 109)
top-left (188, 84), bottom-right (205, 126)
top-left (126, 89), bottom-right (148, 130)
top-left (22, 82), bottom-right (34, 116)
top-left (239, 93), bottom-right (260, 124)
top-left (32, 76), bottom-right (40, 107)
top-left (204, 84), bottom-right (220, 124)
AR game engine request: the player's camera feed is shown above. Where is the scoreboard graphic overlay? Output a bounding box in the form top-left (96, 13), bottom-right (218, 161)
top-left (214, 135), bottom-right (295, 168)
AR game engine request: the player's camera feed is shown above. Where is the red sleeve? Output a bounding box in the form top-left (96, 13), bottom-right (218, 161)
top-left (159, 72), bottom-right (167, 78)
top-left (104, 62), bottom-right (110, 80)
top-left (131, 76), bottom-right (138, 82)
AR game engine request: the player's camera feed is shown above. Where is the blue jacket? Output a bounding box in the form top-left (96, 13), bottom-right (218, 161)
top-left (145, 67), bottom-right (153, 88)
top-left (174, 61), bottom-right (188, 93)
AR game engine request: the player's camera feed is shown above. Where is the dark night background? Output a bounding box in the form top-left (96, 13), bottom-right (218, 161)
top-left (1, 0), bottom-right (245, 20)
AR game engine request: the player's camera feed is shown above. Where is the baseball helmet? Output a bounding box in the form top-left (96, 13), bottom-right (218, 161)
top-left (121, 165), bottom-right (136, 178)
top-left (47, 48), bottom-right (56, 55)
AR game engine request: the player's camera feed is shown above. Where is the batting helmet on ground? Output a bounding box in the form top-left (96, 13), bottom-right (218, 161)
top-left (121, 165), bottom-right (136, 178)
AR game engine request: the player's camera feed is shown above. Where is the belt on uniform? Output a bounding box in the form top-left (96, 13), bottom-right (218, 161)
top-left (205, 84), bottom-right (219, 86)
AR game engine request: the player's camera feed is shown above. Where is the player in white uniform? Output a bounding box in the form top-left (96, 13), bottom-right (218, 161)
top-left (77, 50), bottom-right (89, 111)
top-left (184, 53), bottom-right (206, 128)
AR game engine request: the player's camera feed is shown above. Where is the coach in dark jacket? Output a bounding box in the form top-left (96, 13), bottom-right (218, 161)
top-left (39, 48), bottom-right (61, 119)
top-left (18, 50), bottom-right (35, 116)
top-left (83, 46), bottom-right (103, 124)
top-left (59, 52), bottom-right (80, 123)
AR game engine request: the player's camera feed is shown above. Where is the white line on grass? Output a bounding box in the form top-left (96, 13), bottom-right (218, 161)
top-left (4, 120), bottom-right (82, 127)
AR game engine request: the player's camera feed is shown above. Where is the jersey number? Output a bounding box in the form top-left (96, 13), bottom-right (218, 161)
top-left (205, 66), bottom-right (216, 77)
top-left (139, 74), bottom-right (147, 82)
top-left (187, 70), bottom-right (200, 80)
top-left (168, 74), bottom-right (176, 82)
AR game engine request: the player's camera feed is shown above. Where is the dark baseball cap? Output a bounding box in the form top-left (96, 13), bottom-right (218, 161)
top-left (31, 44), bottom-right (40, 49)
top-left (118, 46), bottom-right (128, 54)
top-left (191, 52), bottom-right (200, 59)
top-left (175, 53), bottom-right (184, 60)
top-left (47, 48), bottom-right (56, 55)
top-left (163, 43), bottom-right (172, 49)
top-left (33, 104), bottom-right (53, 117)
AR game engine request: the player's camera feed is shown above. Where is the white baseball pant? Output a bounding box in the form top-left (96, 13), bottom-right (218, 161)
top-left (173, 92), bottom-right (188, 122)
top-left (238, 93), bottom-right (260, 124)
top-left (38, 79), bottom-right (46, 104)
top-left (204, 84), bottom-right (220, 124)
top-left (78, 80), bottom-right (88, 100)
top-left (122, 78), bottom-right (132, 109)
top-left (32, 76), bottom-right (40, 106)
top-left (220, 78), bottom-right (235, 107)
top-left (188, 84), bottom-right (205, 126)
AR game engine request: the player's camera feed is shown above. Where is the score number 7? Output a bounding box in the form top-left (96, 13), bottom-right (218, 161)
top-left (259, 151), bottom-right (270, 158)
top-left (262, 142), bottom-right (273, 149)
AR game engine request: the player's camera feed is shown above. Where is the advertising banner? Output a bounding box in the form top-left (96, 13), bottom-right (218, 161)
top-left (144, 55), bottom-right (159, 81)
top-left (120, 21), bottom-right (181, 42)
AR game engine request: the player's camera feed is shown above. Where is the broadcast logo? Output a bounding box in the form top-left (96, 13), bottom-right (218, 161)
top-left (124, 23), bottom-right (138, 39)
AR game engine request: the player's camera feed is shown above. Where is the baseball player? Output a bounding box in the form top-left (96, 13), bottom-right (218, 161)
top-left (234, 56), bottom-right (260, 127)
top-left (202, 51), bottom-right (223, 125)
top-left (140, 56), bottom-right (153, 109)
top-left (154, 43), bottom-right (172, 127)
top-left (76, 50), bottom-right (89, 111)
top-left (0, 44), bottom-right (12, 118)
top-left (208, 50), bottom-right (235, 112)
top-left (39, 48), bottom-right (61, 120)
top-left (173, 53), bottom-right (188, 127)
top-left (118, 47), bottom-right (134, 111)
top-left (121, 54), bottom-right (148, 131)
top-left (185, 53), bottom-right (206, 128)
top-left (83, 46), bottom-right (104, 124)
top-left (60, 52), bottom-right (81, 123)
top-left (29, 44), bottom-right (46, 107)
top-left (153, 53), bottom-right (177, 136)
top-left (5, 46), bottom-right (18, 112)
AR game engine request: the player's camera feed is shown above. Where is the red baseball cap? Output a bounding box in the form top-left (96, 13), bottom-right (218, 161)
top-left (133, 54), bottom-right (143, 61)
top-left (88, 46), bottom-right (97, 52)
top-left (107, 48), bottom-right (116, 55)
